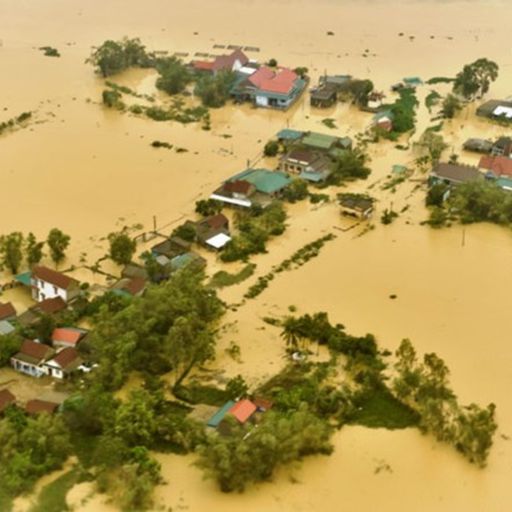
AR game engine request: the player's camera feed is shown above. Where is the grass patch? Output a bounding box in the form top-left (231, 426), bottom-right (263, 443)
top-left (321, 118), bottom-right (337, 129)
top-left (174, 384), bottom-right (229, 406)
top-left (0, 489), bottom-right (13, 512)
top-left (29, 468), bottom-right (80, 512)
top-left (426, 76), bottom-right (455, 85)
top-left (349, 386), bottom-right (420, 429)
top-left (425, 90), bottom-right (441, 111)
top-left (69, 432), bottom-right (100, 468)
top-left (209, 263), bottom-right (256, 288)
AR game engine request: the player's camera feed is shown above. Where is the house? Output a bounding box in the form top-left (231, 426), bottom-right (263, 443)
top-left (207, 400), bottom-right (236, 428)
top-left (301, 132), bottom-right (353, 153)
top-left (252, 397), bottom-right (273, 412)
top-left (463, 138), bottom-right (493, 154)
top-left (111, 277), bottom-right (147, 297)
top-left (11, 339), bottom-right (55, 377)
top-left (232, 66), bottom-right (307, 110)
top-left (211, 169), bottom-right (291, 208)
top-left (0, 302), bottom-right (16, 322)
top-left (279, 149), bottom-right (332, 182)
top-left (476, 100), bottom-right (512, 120)
top-left (367, 91), bottom-right (385, 111)
top-left (491, 137), bottom-right (512, 157)
top-left (51, 327), bottom-right (88, 349)
top-left (195, 214), bottom-right (232, 250)
top-left (45, 347), bottom-right (82, 379)
top-left (169, 252), bottom-right (206, 273)
top-left (228, 399), bottom-right (257, 424)
top-left (479, 155), bottom-right (512, 178)
top-left (276, 128), bottom-right (304, 143)
top-left (121, 263), bottom-right (148, 280)
top-left (37, 296), bottom-right (68, 315)
top-left (319, 74), bottom-right (352, 91)
top-left (25, 399), bottom-right (59, 416)
top-left (31, 266), bottom-right (80, 303)
top-left (151, 236), bottom-right (192, 259)
top-left (310, 82), bottom-right (338, 108)
top-left (374, 115), bottom-right (393, 133)
top-left (192, 49), bottom-right (249, 75)
top-left (339, 194), bottom-right (374, 219)
top-left (495, 177), bottom-right (512, 192)
top-left (0, 389), bottom-right (15, 414)
top-left (430, 163), bottom-right (482, 185)
top-left (0, 320), bottom-right (15, 335)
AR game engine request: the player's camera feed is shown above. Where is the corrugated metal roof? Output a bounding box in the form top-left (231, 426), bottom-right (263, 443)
top-left (15, 271), bottom-right (32, 287)
top-left (207, 400), bottom-right (236, 427)
top-left (276, 129), bottom-right (303, 140)
top-left (229, 399), bottom-right (257, 424)
top-left (230, 168), bottom-right (291, 195)
top-left (302, 132), bottom-right (338, 150)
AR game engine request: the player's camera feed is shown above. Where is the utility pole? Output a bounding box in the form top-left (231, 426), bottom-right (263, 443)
top-left (153, 215), bottom-right (157, 233)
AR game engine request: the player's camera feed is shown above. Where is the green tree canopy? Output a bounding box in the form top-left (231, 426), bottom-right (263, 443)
top-left (156, 57), bottom-right (192, 95)
top-left (108, 232), bottom-right (137, 266)
top-left (453, 58), bottom-right (499, 99)
top-left (0, 232), bottom-right (24, 274)
top-left (47, 228), bottom-right (70, 267)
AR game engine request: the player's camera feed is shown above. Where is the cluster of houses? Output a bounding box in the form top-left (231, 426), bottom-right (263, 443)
top-left (0, 386), bottom-right (67, 418)
top-left (191, 49), bottom-right (308, 110)
top-left (432, 136), bottom-right (512, 191)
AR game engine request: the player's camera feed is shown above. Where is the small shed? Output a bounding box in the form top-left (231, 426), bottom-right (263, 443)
top-left (0, 389), bottom-right (16, 414)
top-left (276, 129), bottom-right (304, 143)
top-left (339, 194), bottom-right (374, 219)
top-left (207, 400), bottom-right (236, 428)
top-left (310, 83), bottom-right (338, 108)
top-left (229, 399), bottom-right (257, 424)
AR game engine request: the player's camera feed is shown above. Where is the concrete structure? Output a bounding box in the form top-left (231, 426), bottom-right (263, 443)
top-left (192, 49), bottom-right (249, 74)
top-left (31, 266), bottom-right (80, 303)
top-left (11, 340), bottom-right (55, 377)
top-left (51, 327), bottom-right (88, 348)
top-left (430, 163), bottom-right (482, 185)
top-left (339, 194), bottom-right (374, 219)
top-left (45, 347), bottom-right (82, 379)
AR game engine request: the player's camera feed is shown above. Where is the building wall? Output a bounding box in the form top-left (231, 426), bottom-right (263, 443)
top-left (32, 278), bottom-right (68, 302)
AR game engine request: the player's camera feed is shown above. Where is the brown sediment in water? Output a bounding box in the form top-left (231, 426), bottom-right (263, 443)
top-left (2, 0), bottom-right (512, 510)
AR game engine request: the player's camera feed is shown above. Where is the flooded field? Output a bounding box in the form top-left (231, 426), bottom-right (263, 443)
top-left (2, 0), bottom-right (512, 510)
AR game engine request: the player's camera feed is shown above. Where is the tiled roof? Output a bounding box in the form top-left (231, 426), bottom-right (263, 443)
top-left (248, 67), bottom-right (298, 95)
top-left (32, 266), bottom-right (78, 290)
top-left (0, 389), bottom-right (15, 413)
top-left (432, 163), bottom-right (482, 183)
top-left (229, 399), bottom-right (257, 424)
top-left (17, 340), bottom-right (54, 363)
top-left (479, 155), bottom-right (512, 177)
top-left (50, 347), bottom-right (80, 370)
top-left (52, 328), bottom-right (84, 346)
top-left (38, 297), bottom-right (67, 315)
top-left (0, 302), bottom-right (16, 320)
top-left (25, 399), bottom-right (58, 415)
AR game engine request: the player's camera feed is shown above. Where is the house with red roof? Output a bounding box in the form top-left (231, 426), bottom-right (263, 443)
top-left (232, 66), bottom-right (307, 110)
top-left (25, 399), bottom-right (59, 415)
top-left (0, 302), bottom-right (16, 322)
top-left (228, 399), bottom-right (257, 424)
top-left (11, 339), bottom-right (55, 377)
top-left (31, 265), bottom-right (80, 303)
top-left (52, 327), bottom-right (88, 349)
top-left (45, 347), bottom-right (82, 379)
top-left (479, 155), bottom-right (512, 178)
top-left (0, 389), bottom-right (16, 414)
top-left (192, 49), bottom-right (249, 75)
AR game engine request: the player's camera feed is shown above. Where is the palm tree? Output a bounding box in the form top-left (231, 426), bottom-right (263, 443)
top-left (280, 317), bottom-right (300, 351)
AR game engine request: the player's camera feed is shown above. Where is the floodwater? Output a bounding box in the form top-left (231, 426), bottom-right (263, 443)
top-left (2, 0), bottom-right (512, 510)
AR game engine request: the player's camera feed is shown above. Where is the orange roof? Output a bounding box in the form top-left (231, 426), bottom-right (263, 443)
top-left (229, 399), bottom-right (257, 424)
top-left (248, 66), bottom-right (298, 95)
top-left (479, 155), bottom-right (512, 177)
top-left (52, 328), bottom-right (83, 346)
top-left (193, 60), bottom-right (214, 71)
top-left (0, 302), bottom-right (16, 320)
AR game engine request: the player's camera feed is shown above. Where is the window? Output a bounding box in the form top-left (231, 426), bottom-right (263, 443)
top-left (53, 286), bottom-right (58, 294)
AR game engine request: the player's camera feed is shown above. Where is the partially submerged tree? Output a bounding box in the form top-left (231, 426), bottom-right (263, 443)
top-left (0, 232), bottom-right (24, 274)
top-left (194, 71), bottom-right (237, 108)
top-left (109, 232), bottom-right (136, 266)
top-left (453, 58), bottom-right (499, 100)
top-left (155, 57), bottom-right (192, 95)
top-left (25, 232), bottom-right (44, 267)
top-left (442, 94), bottom-right (462, 119)
top-left (47, 228), bottom-right (70, 267)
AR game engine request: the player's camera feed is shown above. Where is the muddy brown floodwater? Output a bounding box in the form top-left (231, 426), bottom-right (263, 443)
top-left (2, 0), bottom-right (512, 510)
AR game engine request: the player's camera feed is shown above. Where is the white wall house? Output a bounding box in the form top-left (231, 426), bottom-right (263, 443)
top-left (31, 266), bottom-right (80, 303)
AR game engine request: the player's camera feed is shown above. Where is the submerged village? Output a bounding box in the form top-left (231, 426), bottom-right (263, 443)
top-left (0, 35), bottom-right (510, 511)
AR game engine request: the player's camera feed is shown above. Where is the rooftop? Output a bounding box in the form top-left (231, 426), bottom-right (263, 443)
top-left (432, 163), bottom-right (482, 183)
top-left (32, 266), bottom-right (78, 290)
top-left (207, 400), bottom-right (236, 427)
top-left (0, 302), bottom-right (16, 320)
top-left (228, 168), bottom-right (291, 195)
top-left (38, 296), bottom-right (67, 315)
top-left (49, 347), bottom-right (81, 370)
top-left (229, 399), bottom-right (257, 424)
top-left (302, 132), bottom-right (339, 150)
top-left (480, 155), bottom-right (512, 177)
top-left (276, 128), bottom-right (304, 141)
top-left (0, 389), bottom-right (15, 413)
top-left (25, 399), bottom-right (59, 415)
top-left (52, 327), bottom-right (86, 346)
top-left (248, 66), bottom-right (299, 95)
top-left (14, 340), bottom-right (54, 365)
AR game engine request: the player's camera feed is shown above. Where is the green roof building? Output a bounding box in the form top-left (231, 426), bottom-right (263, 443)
top-left (302, 132), bottom-right (339, 151)
top-left (207, 400), bottom-right (236, 428)
top-left (229, 168), bottom-right (291, 195)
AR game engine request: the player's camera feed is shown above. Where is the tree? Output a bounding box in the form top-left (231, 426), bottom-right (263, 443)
top-left (267, 58), bottom-right (278, 67)
top-left (329, 148), bottom-right (371, 184)
top-left (102, 89), bottom-right (123, 109)
top-left (416, 131), bottom-right (448, 164)
top-left (195, 199), bottom-right (222, 217)
top-left (114, 390), bottom-right (157, 446)
top-left (442, 94), bottom-right (462, 119)
top-left (0, 333), bottom-right (22, 366)
top-left (47, 228), bottom-right (70, 267)
top-left (88, 38), bottom-right (150, 77)
top-left (347, 79), bottom-right (374, 106)
top-left (0, 232), bottom-right (24, 274)
top-left (194, 71), bottom-right (237, 108)
top-left (108, 232), bottom-right (136, 266)
top-left (453, 58), bottom-right (499, 99)
top-left (165, 313), bottom-right (216, 389)
top-left (25, 233), bottom-right (44, 267)
top-left (225, 375), bottom-right (249, 400)
top-left (156, 57), bottom-right (192, 95)
top-left (263, 140), bottom-right (279, 157)
top-left (196, 405), bottom-right (333, 492)
top-left (280, 317), bottom-right (302, 351)
top-left (282, 179), bottom-right (308, 203)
